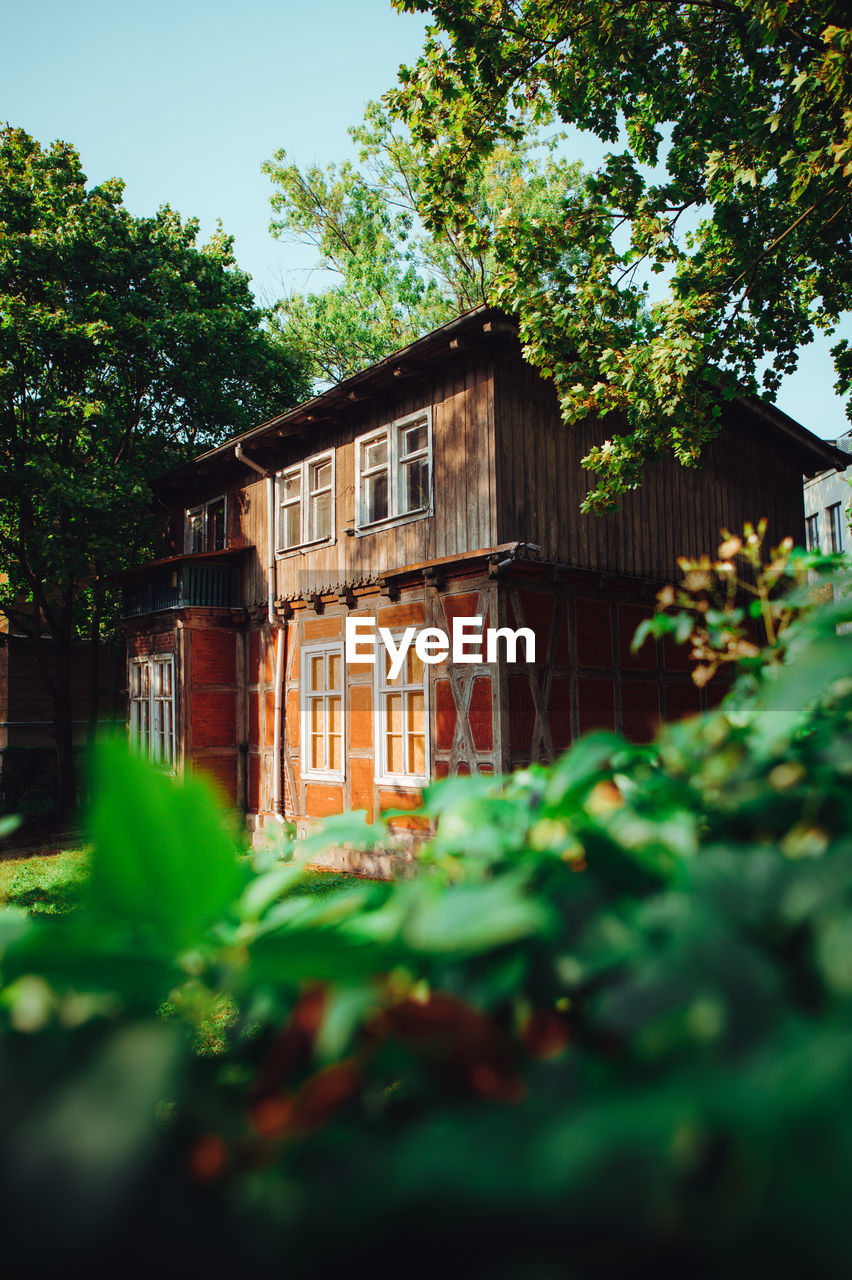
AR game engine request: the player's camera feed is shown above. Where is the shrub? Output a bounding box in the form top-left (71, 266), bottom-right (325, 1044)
top-left (0, 551), bottom-right (850, 1277)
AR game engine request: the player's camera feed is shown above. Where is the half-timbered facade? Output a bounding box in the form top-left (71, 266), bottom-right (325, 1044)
top-left (122, 306), bottom-right (845, 869)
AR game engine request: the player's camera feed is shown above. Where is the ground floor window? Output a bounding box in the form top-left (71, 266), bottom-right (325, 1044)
top-left (376, 639), bottom-right (428, 785)
top-left (130, 654), bottom-right (175, 767)
top-left (301, 641), bottom-right (344, 781)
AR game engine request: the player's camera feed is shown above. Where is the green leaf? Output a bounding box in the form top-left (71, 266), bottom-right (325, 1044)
top-left (85, 739), bottom-right (241, 949)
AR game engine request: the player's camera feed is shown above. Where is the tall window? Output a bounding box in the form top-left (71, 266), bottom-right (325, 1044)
top-left (130, 655), bottom-right (175, 767)
top-left (376, 640), bottom-right (428, 785)
top-left (277, 451), bottom-right (335, 552)
top-left (186, 497), bottom-right (226, 554)
top-left (301, 642), bottom-right (344, 781)
top-left (356, 410), bottom-right (432, 530)
top-left (827, 502), bottom-right (844, 553)
top-left (805, 513), bottom-right (820, 552)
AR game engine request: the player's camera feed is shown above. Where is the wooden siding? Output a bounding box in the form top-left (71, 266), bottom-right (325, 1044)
top-left (161, 349), bottom-right (498, 610)
top-left (494, 564), bottom-right (729, 772)
top-left (494, 357), bottom-right (807, 579)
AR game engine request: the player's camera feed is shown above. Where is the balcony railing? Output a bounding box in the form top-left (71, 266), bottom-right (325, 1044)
top-left (123, 557), bottom-right (242, 618)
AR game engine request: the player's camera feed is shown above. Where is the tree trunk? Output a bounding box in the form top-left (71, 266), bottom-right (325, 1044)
top-left (53, 594), bottom-right (77, 823)
top-left (87, 587), bottom-right (102, 749)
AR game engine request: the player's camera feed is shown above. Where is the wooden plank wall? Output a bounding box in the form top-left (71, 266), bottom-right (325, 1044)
top-left (163, 349), bottom-right (498, 610)
top-left (495, 566), bottom-right (728, 772)
top-left (494, 356), bottom-right (808, 578)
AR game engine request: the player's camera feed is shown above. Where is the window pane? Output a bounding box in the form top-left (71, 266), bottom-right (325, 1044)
top-left (402, 423), bottom-right (428, 455)
top-left (282, 471), bottom-right (301, 500)
top-left (312, 460), bottom-right (332, 492)
top-left (163, 702), bottom-right (173, 766)
top-left (408, 732), bottom-right (426, 776)
top-left (406, 647), bottom-right (425, 685)
top-left (311, 488), bottom-right (332, 541)
top-left (828, 503), bottom-right (843, 553)
top-left (365, 471), bottom-right (389, 524)
top-left (384, 646), bottom-right (403, 685)
top-left (386, 692), bottom-right (403, 735)
top-left (403, 456), bottom-right (429, 512)
top-left (188, 511), bottom-right (204, 554)
top-left (283, 501), bottom-right (301, 548)
top-left (310, 655), bottom-right (324, 693)
top-left (310, 695), bottom-right (325, 770)
top-left (806, 515), bottom-right (820, 551)
top-left (365, 471), bottom-right (391, 524)
top-left (208, 499), bottom-right (226, 552)
top-left (329, 732), bottom-right (342, 772)
top-left (328, 694), bottom-right (341, 735)
top-left (407, 690), bottom-right (425, 734)
top-left (328, 653), bottom-right (341, 691)
top-left (387, 732), bottom-right (404, 775)
top-left (365, 436), bottom-right (388, 469)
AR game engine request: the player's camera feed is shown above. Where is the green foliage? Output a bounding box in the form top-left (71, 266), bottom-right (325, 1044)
top-left (0, 126), bottom-right (309, 809)
top-left (1, 565), bottom-right (852, 1272)
top-left (388, 1), bottom-right (852, 511)
top-left (264, 100), bottom-right (583, 383)
top-left (633, 518), bottom-right (847, 687)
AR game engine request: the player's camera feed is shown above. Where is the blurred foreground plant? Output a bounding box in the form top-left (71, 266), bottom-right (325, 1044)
top-left (634, 520), bottom-right (847, 687)
top-left (1, 557), bottom-right (852, 1277)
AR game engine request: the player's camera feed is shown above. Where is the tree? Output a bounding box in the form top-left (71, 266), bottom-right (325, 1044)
top-left (388, 1), bottom-right (852, 511)
top-left (0, 127), bottom-right (308, 817)
top-left (263, 100), bottom-right (583, 383)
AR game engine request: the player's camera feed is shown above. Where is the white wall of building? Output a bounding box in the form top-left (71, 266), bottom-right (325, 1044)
top-left (804, 430), bottom-right (852, 551)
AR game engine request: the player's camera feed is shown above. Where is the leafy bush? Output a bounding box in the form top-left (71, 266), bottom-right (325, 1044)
top-left (1, 556), bottom-right (851, 1277)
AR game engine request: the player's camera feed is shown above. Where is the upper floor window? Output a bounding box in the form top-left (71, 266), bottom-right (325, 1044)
top-left (827, 502), bottom-right (844, 553)
top-left (301, 641), bottom-right (344, 781)
top-left (186, 496), bottom-right (226, 554)
top-left (355, 409), bottom-right (432, 531)
top-left (277, 451), bottom-right (335, 553)
top-left (805, 513), bottom-right (820, 552)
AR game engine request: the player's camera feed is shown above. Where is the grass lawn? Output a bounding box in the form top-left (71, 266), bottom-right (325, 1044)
top-left (0, 845), bottom-right (355, 919)
top-left (0, 846), bottom-right (91, 915)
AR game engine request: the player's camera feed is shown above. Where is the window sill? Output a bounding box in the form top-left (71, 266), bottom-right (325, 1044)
top-left (276, 536), bottom-right (336, 559)
top-left (355, 507), bottom-right (432, 538)
top-left (375, 774), bottom-right (429, 790)
top-left (302, 770), bottom-right (345, 786)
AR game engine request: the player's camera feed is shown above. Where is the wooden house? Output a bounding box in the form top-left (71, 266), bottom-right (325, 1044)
top-left (121, 306), bottom-right (844, 870)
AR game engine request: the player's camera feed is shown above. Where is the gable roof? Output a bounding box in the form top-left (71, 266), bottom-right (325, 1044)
top-left (154, 304), bottom-right (847, 491)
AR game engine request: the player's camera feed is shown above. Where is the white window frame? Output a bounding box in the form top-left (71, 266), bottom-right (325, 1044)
top-left (185, 495), bottom-right (227, 554)
top-left (355, 408), bottom-right (433, 533)
top-left (129, 654), bottom-right (176, 770)
top-left (827, 502), bottom-right (844, 553)
top-left (374, 631), bottom-right (430, 787)
top-left (805, 513), bottom-right (821, 552)
top-left (300, 640), bottom-right (345, 783)
top-left (275, 450), bottom-right (336, 554)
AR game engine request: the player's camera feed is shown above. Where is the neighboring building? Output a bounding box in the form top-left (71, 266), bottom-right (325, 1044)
top-left (121, 306), bottom-right (845, 872)
top-left (0, 616), bottom-right (125, 815)
top-left (804, 429), bottom-right (852, 553)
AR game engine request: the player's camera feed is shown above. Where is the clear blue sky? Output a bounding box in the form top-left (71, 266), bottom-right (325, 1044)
top-left (4, 0), bottom-right (850, 440)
